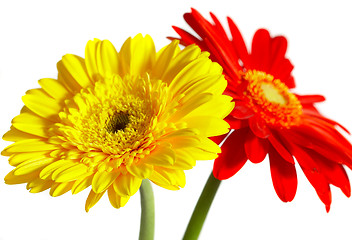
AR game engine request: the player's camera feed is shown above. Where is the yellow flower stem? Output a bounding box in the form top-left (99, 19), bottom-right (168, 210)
top-left (183, 172), bottom-right (221, 240)
top-left (139, 179), bottom-right (155, 240)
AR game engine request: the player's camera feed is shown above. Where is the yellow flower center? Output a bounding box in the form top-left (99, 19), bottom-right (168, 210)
top-left (54, 74), bottom-right (168, 171)
top-left (260, 83), bottom-right (287, 105)
top-left (243, 70), bottom-right (302, 128)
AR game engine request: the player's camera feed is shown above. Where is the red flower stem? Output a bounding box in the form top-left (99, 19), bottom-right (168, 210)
top-left (139, 179), bottom-right (155, 240)
top-left (183, 172), bottom-right (221, 240)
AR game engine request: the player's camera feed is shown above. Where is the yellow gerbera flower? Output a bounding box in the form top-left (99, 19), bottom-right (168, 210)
top-left (1, 34), bottom-right (234, 211)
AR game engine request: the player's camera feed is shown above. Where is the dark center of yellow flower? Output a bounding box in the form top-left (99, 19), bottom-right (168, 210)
top-left (242, 70), bottom-right (302, 128)
top-left (105, 112), bottom-right (130, 133)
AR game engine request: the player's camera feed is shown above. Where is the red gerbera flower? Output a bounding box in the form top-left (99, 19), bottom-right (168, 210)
top-left (172, 8), bottom-right (352, 211)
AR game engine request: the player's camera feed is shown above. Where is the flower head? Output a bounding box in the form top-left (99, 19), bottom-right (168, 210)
top-left (173, 9), bottom-right (352, 211)
top-left (2, 34), bottom-right (234, 211)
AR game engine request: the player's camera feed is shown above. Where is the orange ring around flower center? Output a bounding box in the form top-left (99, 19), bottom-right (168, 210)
top-left (242, 70), bottom-right (302, 128)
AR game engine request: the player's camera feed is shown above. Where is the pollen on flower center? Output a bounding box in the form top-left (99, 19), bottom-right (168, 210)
top-left (243, 70), bottom-right (302, 128)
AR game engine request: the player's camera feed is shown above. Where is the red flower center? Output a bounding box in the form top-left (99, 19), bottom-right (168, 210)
top-left (243, 70), bottom-right (302, 128)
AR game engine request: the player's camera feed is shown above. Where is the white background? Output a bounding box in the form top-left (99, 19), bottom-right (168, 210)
top-left (1, 0), bottom-right (352, 239)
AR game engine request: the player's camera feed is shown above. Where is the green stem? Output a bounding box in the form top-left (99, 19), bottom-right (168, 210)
top-left (139, 179), bottom-right (155, 240)
top-left (183, 172), bottom-right (221, 240)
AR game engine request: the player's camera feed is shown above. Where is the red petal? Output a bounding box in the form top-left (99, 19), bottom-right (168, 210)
top-left (210, 12), bottom-right (229, 42)
top-left (303, 109), bottom-right (351, 135)
top-left (267, 36), bottom-right (296, 89)
top-left (185, 9), bottom-right (242, 79)
top-left (203, 37), bottom-right (240, 81)
top-left (269, 147), bottom-right (297, 202)
top-left (284, 76), bottom-right (296, 89)
top-left (248, 116), bottom-right (271, 138)
top-left (297, 118), bottom-right (352, 157)
top-left (296, 94), bottom-right (326, 104)
top-left (271, 58), bottom-right (294, 87)
top-left (225, 115), bottom-right (248, 130)
top-left (302, 167), bottom-right (332, 213)
top-left (269, 36), bottom-right (288, 72)
top-left (291, 146), bottom-right (332, 211)
top-left (244, 131), bottom-right (269, 163)
top-left (302, 105), bottom-right (320, 115)
top-left (249, 29), bottom-right (271, 72)
top-left (283, 128), bottom-right (352, 169)
top-left (184, 9), bottom-right (211, 40)
top-left (210, 134), bottom-right (228, 145)
top-left (227, 16), bottom-right (249, 66)
top-left (306, 149), bottom-right (351, 197)
top-left (171, 26), bottom-right (203, 47)
top-left (226, 80), bottom-right (248, 98)
top-left (268, 132), bottom-right (294, 164)
top-left (213, 128), bottom-right (248, 180)
top-left (304, 116), bottom-right (352, 150)
top-left (231, 101), bottom-right (255, 119)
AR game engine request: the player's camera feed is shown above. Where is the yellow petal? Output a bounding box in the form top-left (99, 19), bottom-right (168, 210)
top-left (149, 181), bottom-right (180, 190)
top-left (164, 135), bottom-right (200, 149)
top-left (4, 170), bottom-right (39, 185)
top-left (100, 40), bottom-right (119, 77)
top-left (50, 181), bottom-right (74, 197)
top-left (85, 39), bottom-right (119, 80)
top-left (22, 90), bottom-right (61, 121)
top-left (178, 75), bottom-right (227, 103)
top-left (118, 34), bottom-right (156, 77)
top-left (27, 178), bottom-right (52, 193)
top-left (152, 40), bottom-right (180, 79)
top-left (117, 37), bottom-right (132, 75)
top-left (51, 162), bottom-right (77, 180)
top-left (161, 128), bottom-right (200, 139)
top-left (2, 127), bottom-right (37, 142)
top-left (61, 54), bottom-right (92, 88)
top-left (169, 93), bottom-right (213, 122)
top-left (8, 151), bottom-right (48, 166)
top-left (107, 187), bottom-right (130, 209)
top-left (12, 112), bottom-right (52, 138)
top-left (187, 147), bottom-right (219, 160)
top-left (198, 137), bottom-right (221, 153)
top-left (142, 145), bottom-right (175, 166)
top-left (57, 55), bottom-right (89, 94)
top-left (161, 44), bottom-right (202, 84)
top-left (185, 94), bottom-right (234, 119)
top-left (13, 157), bottom-right (54, 176)
top-left (12, 112), bottom-right (51, 125)
top-left (169, 149), bottom-right (196, 170)
top-left (130, 34), bottom-right (155, 76)
top-left (52, 163), bottom-right (88, 182)
top-left (149, 167), bottom-right (185, 189)
top-left (85, 189), bottom-right (105, 212)
top-left (72, 174), bottom-right (93, 194)
top-left (113, 174), bottom-right (142, 197)
top-left (38, 78), bottom-right (70, 101)
top-left (126, 163), bottom-right (153, 179)
top-left (2, 139), bottom-right (57, 156)
top-left (169, 57), bottom-right (212, 96)
top-left (184, 116), bottom-right (230, 137)
top-left (40, 160), bottom-right (73, 180)
top-left (85, 39), bottom-right (101, 80)
top-left (92, 170), bottom-right (119, 193)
